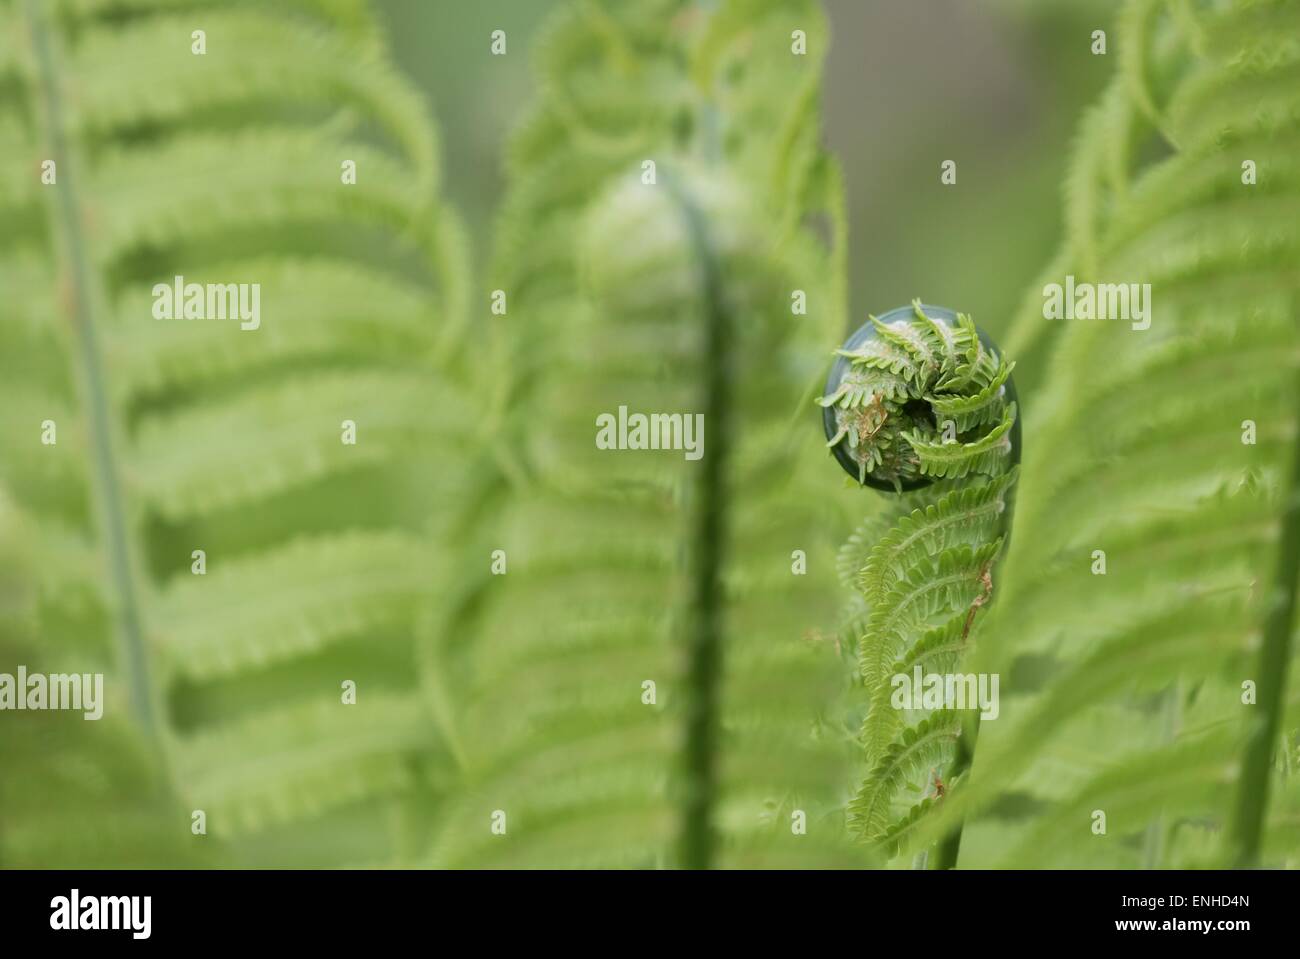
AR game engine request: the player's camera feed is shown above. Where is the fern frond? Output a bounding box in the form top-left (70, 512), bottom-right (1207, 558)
top-left (849, 711), bottom-right (961, 843)
top-left (0, 0), bottom-right (466, 865)
top-left (906, 405), bottom-right (1016, 480)
top-left (154, 531), bottom-right (432, 680)
top-left (861, 471), bottom-right (1016, 601)
top-left (174, 693), bottom-right (433, 837)
top-left (995, 728), bottom-right (1241, 869)
top-left (821, 300), bottom-right (1020, 860)
top-left (822, 305), bottom-right (1017, 491)
top-left (70, 10), bottom-right (435, 178)
top-left (132, 371), bottom-right (469, 520)
top-left (938, 0), bottom-right (1300, 868)
top-left (91, 130), bottom-right (438, 262)
top-left (435, 0), bottom-right (863, 869)
top-left (860, 540), bottom-right (1004, 692)
top-left (108, 259), bottom-right (441, 396)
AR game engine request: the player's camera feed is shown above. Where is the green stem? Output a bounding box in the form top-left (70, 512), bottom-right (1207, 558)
top-left (1227, 369), bottom-right (1300, 867)
top-left (667, 172), bottom-right (731, 871)
top-left (932, 713), bottom-right (980, 869)
top-left (932, 557), bottom-right (999, 869)
top-left (27, 1), bottom-right (160, 739)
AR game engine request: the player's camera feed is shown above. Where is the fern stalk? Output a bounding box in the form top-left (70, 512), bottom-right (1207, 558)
top-left (676, 35), bottom-right (729, 868)
top-left (932, 707), bottom-right (980, 869)
top-left (669, 171), bottom-right (731, 870)
top-left (1228, 364), bottom-right (1300, 867)
top-left (913, 0), bottom-right (1300, 869)
top-left (25, 0), bottom-right (159, 738)
top-left (931, 552), bottom-right (997, 869)
top-left (434, 0), bottom-right (864, 869)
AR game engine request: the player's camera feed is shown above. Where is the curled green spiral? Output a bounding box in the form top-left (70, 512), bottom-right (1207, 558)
top-left (819, 301), bottom-right (1019, 492)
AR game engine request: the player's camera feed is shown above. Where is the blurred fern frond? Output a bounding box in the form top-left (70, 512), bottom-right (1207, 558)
top-left (429, 0), bottom-right (868, 869)
top-left (0, 0), bottom-right (468, 866)
top-left (917, 0), bottom-right (1300, 869)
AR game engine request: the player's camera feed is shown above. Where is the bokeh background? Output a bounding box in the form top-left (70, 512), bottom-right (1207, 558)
top-left (377, 0), bottom-right (1119, 343)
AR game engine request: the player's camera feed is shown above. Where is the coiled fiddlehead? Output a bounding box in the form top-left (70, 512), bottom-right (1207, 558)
top-left (822, 302), bottom-right (1019, 865)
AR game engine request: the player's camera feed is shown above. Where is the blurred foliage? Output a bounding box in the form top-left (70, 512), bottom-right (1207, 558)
top-left (377, 0), bottom-right (1122, 345)
top-left (3, 0), bottom-right (1295, 872)
top-left (915, 0), bottom-right (1300, 869)
top-left (0, 0), bottom-right (469, 866)
top-left (428, 0), bottom-right (868, 869)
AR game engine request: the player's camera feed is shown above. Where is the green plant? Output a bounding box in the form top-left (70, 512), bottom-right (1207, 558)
top-left (908, 0), bottom-right (1300, 869)
top-left (426, 0), bottom-right (869, 869)
top-left (820, 301), bottom-right (1018, 491)
top-left (0, 0), bottom-right (468, 866)
top-left (821, 303), bottom-right (1019, 864)
top-left (5, 0), bottom-right (1296, 875)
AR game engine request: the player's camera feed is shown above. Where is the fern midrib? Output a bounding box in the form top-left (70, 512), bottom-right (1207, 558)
top-left (667, 166), bottom-right (731, 872)
top-left (866, 558), bottom-right (992, 674)
top-left (27, 0), bottom-right (159, 738)
top-left (1228, 363), bottom-right (1300, 866)
top-left (669, 14), bottom-right (735, 865)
